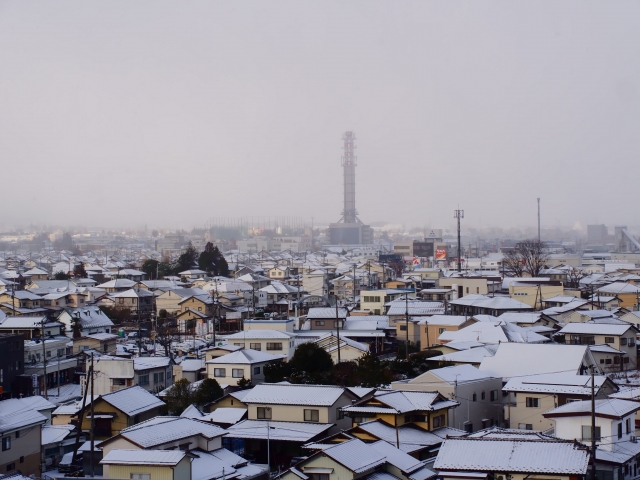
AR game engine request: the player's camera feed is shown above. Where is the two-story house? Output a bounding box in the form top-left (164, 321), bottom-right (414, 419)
top-left (206, 349), bottom-right (285, 384)
top-left (544, 398), bottom-right (640, 479)
top-left (222, 330), bottom-right (297, 359)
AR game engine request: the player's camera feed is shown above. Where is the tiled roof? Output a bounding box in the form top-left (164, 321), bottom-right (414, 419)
top-left (206, 349), bottom-right (285, 365)
top-left (101, 449), bottom-right (185, 466)
top-left (226, 420), bottom-right (332, 442)
top-left (118, 417), bottom-right (226, 447)
top-left (323, 439), bottom-right (386, 473)
top-left (544, 398), bottom-right (640, 419)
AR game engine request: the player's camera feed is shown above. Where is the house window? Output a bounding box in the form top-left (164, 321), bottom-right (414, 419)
top-left (629, 338), bottom-right (635, 346)
top-left (6, 463), bottom-right (15, 472)
top-left (582, 426), bottom-right (601, 440)
top-left (621, 338), bottom-right (628, 346)
top-left (625, 357), bottom-right (630, 364)
top-left (253, 367), bottom-right (260, 375)
top-left (337, 408), bottom-right (344, 420)
top-left (605, 337), bottom-right (615, 344)
top-left (618, 422), bottom-right (623, 439)
top-left (490, 390), bottom-right (499, 401)
top-left (214, 368), bottom-right (226, 378)
top-left (310, 474), bottom-right (329, 480)
top-left (131, 475), bottom-right (151, 480)
top-left (257, 407), bottom-right (271, 419)
top-left (14, 431), bottom-right (19, 439)
top-left (481, 392), bottom-right (486, 400)
top-left (232, 369), bottom-right (244, 378)
top-left (2, 437), bottom-right (10, 451)
top-left (153, 372), bottom-right (165, 383)
top-left (605, 359), bottom-right (612, 365)
top-left (627, 418), bottom-right (631, 434)
top-left (138, 375), bottom-right (149, 386)
top-left (525, 397), bottom-right (540, 408)
top-left (472, 393), bottom-right (477, 402)
top-left (439, 328), bottom-right (446, 334)
top-left (250, 343), bottom-right (261, 351)
top-left (399, 325), bottom-right (407, 331)
top-left (113, 379), bottom-right (126, 386)
top-left (432, 414), bottom-right (445, 428)
top-left (266, 343), bottom-right (282, 351)
top-left (304, 409), bottom-right (319, 422)
top-left (315, 321), bottom-right (325, 326)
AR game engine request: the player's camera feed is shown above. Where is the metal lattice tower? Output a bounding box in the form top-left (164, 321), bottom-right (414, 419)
top-left (341, 131), bottom-right (358, 224)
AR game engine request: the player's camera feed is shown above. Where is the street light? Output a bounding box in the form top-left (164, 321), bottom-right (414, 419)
top-left (266, 407), bottom-right (272, 475)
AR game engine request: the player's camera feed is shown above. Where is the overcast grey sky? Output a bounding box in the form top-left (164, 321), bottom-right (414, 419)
top-left (1, 1), bottom-right (639, 231)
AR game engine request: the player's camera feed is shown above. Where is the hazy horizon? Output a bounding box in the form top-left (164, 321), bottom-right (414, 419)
top-left (2, 1), bottom-right (639, 231)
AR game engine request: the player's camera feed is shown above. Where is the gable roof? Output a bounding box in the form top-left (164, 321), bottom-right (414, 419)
top-left (241, 383), bottom-right (349, 407)
top-left (101, 449), bottom-right (186, 466)
top-left (100, 385), bottom-right (165, 416)
top-left (503, 373), bottom-right (614, 395)
top-left (206, 349), bottom-right (285, 365)
top-left (544, 398), bottom-right (640, 419)
top-left (111, 417), bottom-right (226, 448)
top-left (434, 437), bottom-right (589, 474)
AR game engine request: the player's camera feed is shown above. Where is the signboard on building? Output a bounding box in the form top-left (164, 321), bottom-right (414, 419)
top-left (426, 229), bottom-right (443, 239)
top-left (435, 248), bottom-right (447, 261)
top-left (413, 241), bottom-right (434, 258)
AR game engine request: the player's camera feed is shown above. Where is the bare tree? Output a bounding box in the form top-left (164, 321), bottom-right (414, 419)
top-left (502, 240), bottom-right (549, 277)
top-left (564, 267), bottom-right (586, 289)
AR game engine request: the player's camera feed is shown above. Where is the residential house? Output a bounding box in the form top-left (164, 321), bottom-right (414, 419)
top-left (448, 294), bottom-right (533, 316)
top-left (73, 333), bottom-right (118, 356)
top-left (41, 424), bottom-right (75, 469)
top-left (79, 386), bottom-right (165, 439)
top-left (156, 288), bottom-right (209, 314)
top-left (0, 397), bottom-right (48, 476)
top-left (589, 344), bottom-right (629, 373)
top-left (544, 398), bottom-right (640, 479)
top-left (306, 307), bottom-right (347, 330)
top-left (386, 299), bottom-right (445, 326)
top-left (341, 390), bottom-right (458, 432)
top-left (596, 282), bottom-right (640, 308)
top-left (438, 321), bottom-right (549, 345)
top-left (0, 316), bottom-right (65, 339)
top-left (267, 266), bottom-right (290, 280)
top-left (426, 345), bottom-right (499, 368)
top-left (133, 356), bottom-right (173, 393)
top-left (419, 316), bottom-right (478, 349)
top-left (174, 358), bottom-right (206, 383)
top-left (206, 349), bottom-right (285, 384)
top-left (96, 278), bottom-right (138, 293)
top-left (360, 289), bottom-right (409, 315)
top-left (178, 269), bottom-right (208, 280)
top-left (24, 336), bottom-right (76, 395)
top-left (313, 333), bottom-right (369, 363)
top-left (392, 364), bottom-right (503, 432)
top-left (57, 306), bottom-right (114, 336)
top-left (508, 280), bottom-right (565, 308)
top-left (556, 321), bottom-right (638, 369)
top-left (503, 373), bottom-right (618, 431)
top-left (222, 329), bottom-right (297, 359)
top-left (278, 438), bottom-right (436, 480)
top-left (101, 449), bottom-right (190, 480)
top-left (418, 288), bottom-right (455, 302)
top-left (112, 288), bottom-right (154, 316)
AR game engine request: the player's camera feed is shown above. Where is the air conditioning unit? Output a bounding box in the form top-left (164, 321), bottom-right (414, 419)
top-left (631, 436), bottom-right (637, 443)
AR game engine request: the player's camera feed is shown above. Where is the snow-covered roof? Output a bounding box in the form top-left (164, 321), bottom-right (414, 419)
top-left (224, 330), bottom-right (295, 340)
top-left (449, 294), bottom-right (533, 310)
top-left (41, 424), bottom-right (75, 445)
top-left (226, 419), bottom-right (332, 442)
top-left (503, 373), bottom-right (611, 395)
top-left (307, 307), bottom-right (347, 319)
top-left (419, 364), bottom-right (495, 384)
top-left (597, 282), bottom-right (640, 294)
top-left (201, 407), bottom-right (247, 425)
top-left (133, 356), bottom-right (171, 371)
top-left (101, 449), bottom-right (185, 466)
top-left (544, 398), bottom-right (640, 419)
top-left (479, 343), bottom-right (596, 379)
top-left (100, 385), bottom-right (165, 416)
top-left (207, 349), bottom-right (285, 365)
top-left (115, 417), bottom-right (226, 448)
top-left (427, 345), bottom-right (498, 365)
top-left (417, 315), bottom-right (474, 327)
top-left (179, 404), bottom-right (203, 419)
top-left (322, 438), bottom-right (386, 473)
top-left (387, 301), bottom-right (445, 316)
top-left (242, 384), bottom-right (349, 407)
top-left (558, 322), bottom-right (635, 336)
top-left (439, 321), bottom-right (549, 344)
top-left (434, 438), bottom-right (589, 474)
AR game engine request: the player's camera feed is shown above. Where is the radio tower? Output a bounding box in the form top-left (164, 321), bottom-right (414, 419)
top-left (329, 131), bottom-right (372, 244)
top-left (341, 131), bottom-right (358, 224)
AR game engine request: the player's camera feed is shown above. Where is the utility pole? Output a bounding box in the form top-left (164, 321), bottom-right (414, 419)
top-left (41, 318), bottom-right (48, 399)
top-left (405, 293), bottom-right (410, 360)
top-left (353, 263), bottom-right (357, 305)
top-left (90, 353), bottom-right (95, 478)
top-left (335, 298), bottom-right (341, 363)
top-left (454, 209), bottom-right (464, 273)
top-left (590, 366), bottom-right (596, 480)
top-left (537, 198), bottom-right (541, 244)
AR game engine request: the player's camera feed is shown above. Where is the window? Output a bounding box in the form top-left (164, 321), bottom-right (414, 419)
top-left (481, 391), bottom-right (486, 400)
top-left (472, 393), bottom-right (477, 402)
top-left (153, 372), bottom-right (165, 383)
top-left (399, 325), bottom-right (407, 331)
top-left (432, 414), bottom-right (445, 428)
top-left (232, 369), bottom-right (244, 378)
top-left (138, 374), bottom-right (149, 386)
top-left (606, 358), bottom-right (612, 365)
top-left (490, 390), bottom-right (499, 401)
top-left (14, 431), bottom-right (19, 439)
top-left (439, 328), bottom-right (446, 334)
top-left (525, 397), bottom-right (540, 408)
top-left (582, 425), bottom-right (601, 440)
top-left (304, 409), bottom-right (319, 422)
top-left (266, 343), bottom-right (283, 351)
top-left (315, 321), bottom-right (325, 326)
top-left (627, 418), bottom-right (631, 434)
top-left (6, 463), bottom-right (15, 472)
top-left (113, 379), bottom-right (126, 386)
top-left (625, 357), bottom-right (630, 364)
top-left (629, 338), bottom-right (635, 346)
top-left (2, 437), bottom-right (10, 451)
top-left (310, 474), bottom-right (329, 480)
top-left (250, 343), bottom-right (261, 351)
top-left (257, 407), bottom-right (271, 419)
top-left (605, 337), bottom-right (615, 344)
top-left (253, 367), bottom-right (260, 375)
top-left (214, 368), bottom-right (226, 378)
top-left (337, 408), bottom-right (344, 420)
top-left (618, 422), bottom-right (623, 440)
top-left (131, 475), bottom-right (151, 480)
top-left (621, 338), bottom-right (628, 346)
